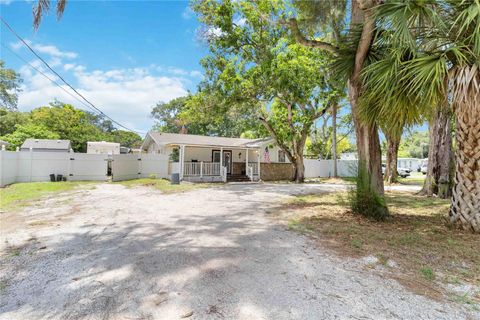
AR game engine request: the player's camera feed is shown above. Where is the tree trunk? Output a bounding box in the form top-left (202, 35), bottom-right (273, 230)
top-left (420, 106), bottom-right (454, 198)
top-left (293, 156), bottom-right (305, 183)
top-left (384, 132), bottom-right (400, 184)
top-left (347, 0), bottom-right (385, 196)
top-left (348, 81), bottom-right (385, 195)
top-left (449, 90), bottom-right (480, 233)
top-left (332, 103), bottom-right (338, 177)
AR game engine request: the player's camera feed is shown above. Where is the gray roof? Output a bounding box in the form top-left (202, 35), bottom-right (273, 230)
top-left (21, 139), bottom-right (71, 150)
top-left (147, 132), bottom-right (270, 148)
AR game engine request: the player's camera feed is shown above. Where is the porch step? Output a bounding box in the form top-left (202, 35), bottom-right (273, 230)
top-left (227, 175), bottom-right (251, 182)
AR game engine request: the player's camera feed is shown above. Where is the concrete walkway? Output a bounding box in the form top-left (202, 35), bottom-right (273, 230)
top-left (0, 183), bottom-right (474, 319)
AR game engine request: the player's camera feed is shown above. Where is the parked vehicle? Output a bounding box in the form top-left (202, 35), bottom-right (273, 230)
top-left (420, 159), bottom-right (428, 175)
top-left (382, 164), bottom-right (411, 178)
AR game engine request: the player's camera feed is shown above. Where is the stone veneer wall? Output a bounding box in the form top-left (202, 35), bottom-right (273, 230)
top-left (232, 162), bottom-right (246, 175)
top-left (260, 163), bottom-right (294, 181)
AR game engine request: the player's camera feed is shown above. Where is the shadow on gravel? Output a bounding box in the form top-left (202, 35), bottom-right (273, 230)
top-left (0, 187), bottom-right (293, 319)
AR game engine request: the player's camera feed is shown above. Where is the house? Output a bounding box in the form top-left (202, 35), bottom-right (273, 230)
top-left (141, 132), bottom-right (290, 182)
top-left (87, 141), bottom-right (120, 154)
top-left (20, 139), bottom-right (72, 152)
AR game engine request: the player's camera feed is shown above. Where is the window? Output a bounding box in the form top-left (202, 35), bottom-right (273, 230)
top-left (278, 150), bottom-right (286, 163)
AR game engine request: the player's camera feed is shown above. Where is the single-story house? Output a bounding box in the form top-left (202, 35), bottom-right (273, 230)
top-left (87, 141), bottom-right (120, 154)
top-left (20, 139), bottom-right (72, 152)
top-left (141, 132), bottom-right (291, 182)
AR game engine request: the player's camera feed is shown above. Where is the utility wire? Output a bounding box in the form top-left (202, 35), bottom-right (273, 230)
top-left (1, 42), bottom-right (105, 114)
top-left (1, 16), bottom-right (146, 135)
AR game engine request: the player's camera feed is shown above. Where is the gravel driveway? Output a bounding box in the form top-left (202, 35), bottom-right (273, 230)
top-left (0, 183), bottom-right (475, 319)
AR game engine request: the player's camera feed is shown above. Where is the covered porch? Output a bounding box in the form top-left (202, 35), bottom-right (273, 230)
top-left (175, 145), bottom-right (261, 182)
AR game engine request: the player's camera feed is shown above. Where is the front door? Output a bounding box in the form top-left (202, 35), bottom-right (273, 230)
top-left (212, 150), bottom-right (232, 174)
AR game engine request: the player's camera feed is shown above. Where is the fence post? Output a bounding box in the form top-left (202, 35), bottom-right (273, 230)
top-left (29, 147), bottom-right (33, 182)
top-left (200, 161), bottom-right (203, 178)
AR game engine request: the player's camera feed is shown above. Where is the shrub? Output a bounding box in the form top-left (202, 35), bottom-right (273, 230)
top-left (348, 162), bottom-right (389, 220)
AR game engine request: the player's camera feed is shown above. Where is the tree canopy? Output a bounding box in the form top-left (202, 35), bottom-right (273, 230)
top-left (0, 102), bottom-right (142, 152)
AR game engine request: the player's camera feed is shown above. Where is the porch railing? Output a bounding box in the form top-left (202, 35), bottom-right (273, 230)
top-left (184, 162), bottom-right (221, 176)
top-left (248, 162), bottom-right (259, 175)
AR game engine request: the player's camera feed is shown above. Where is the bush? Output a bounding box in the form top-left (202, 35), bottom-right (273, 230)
top-left (348, 162), bottom-right (389, 220)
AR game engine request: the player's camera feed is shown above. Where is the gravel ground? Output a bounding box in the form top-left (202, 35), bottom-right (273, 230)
top-left (0, 182), bottom-right (476, 320)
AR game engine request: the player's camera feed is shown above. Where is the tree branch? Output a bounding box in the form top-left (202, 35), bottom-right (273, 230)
top-left (258, 116), bottom-right (294, 162)
top-left (288, 18), bottom-right (339, 55)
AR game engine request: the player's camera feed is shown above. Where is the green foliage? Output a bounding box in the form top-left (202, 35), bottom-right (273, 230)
top-left (1, 124), bottom-right (59, 150)
top-left (396, 130), bottom-right (429, 158)
top-left (0, 108), bottom-right (29, 136)
top-left (348, 162), bottom-right (389, 221)
top-left (112, 130), bottom-right (142, 148)
top-left (191, 0), bottom-right (343, 179)
top-left (0, 60), bottom-right (22, 111)
top-left (0, 102), bottom-right (142, 152)
top-left (152, 95), bottom-right (260, 137)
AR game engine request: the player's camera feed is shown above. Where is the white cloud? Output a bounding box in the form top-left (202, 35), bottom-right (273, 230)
top-left (17, 63), bottom-right (191, 132)
top-left (11, 40), bottom-right (77, 59)
top-left (14, 40), bottom-right (201, 132)
top-left (0, 0), bottom-right (13, 5)
top-left (182, 6), bottom-right (194, 20)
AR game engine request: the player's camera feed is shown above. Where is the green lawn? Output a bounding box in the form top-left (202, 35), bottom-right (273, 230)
top-left (116, 178), bottom-right (216, 193)
top-left (0, 181), bottom-right (94, 210)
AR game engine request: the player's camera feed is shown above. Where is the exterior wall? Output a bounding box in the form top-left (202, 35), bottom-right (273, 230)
top-left (87, 142), bottom-right (120, 155)
top-left (259, 143), bottom-right (290, 163)
top-left (260, 163), bottom-right (295, 181)
top-left (19, 148), bottom-right (70, 153)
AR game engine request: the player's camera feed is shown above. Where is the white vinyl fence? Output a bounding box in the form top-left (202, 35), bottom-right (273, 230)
top-left (111, 153), bottom-right (170, 182)
top-left (0, 150), bottom-right (109, 187)
top-left (304, 159), bottom-right (358, 178)
top-left (0, 150), bottom-right (171, 187)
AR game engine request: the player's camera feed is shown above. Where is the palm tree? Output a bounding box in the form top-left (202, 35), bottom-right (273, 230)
top-left (361, 0), bottom-right (480, 232)
top-left (33, 0), bottom-right (67, 29)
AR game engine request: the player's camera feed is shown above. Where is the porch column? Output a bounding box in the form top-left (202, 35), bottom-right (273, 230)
top-left (257, 148), bottom-right (261, 180)
top-left (220, 147), bottom-right (224, 179)
top-left (179, 145), bottom-right (185, 180)
top-left (245, 148), bottom-right (249, 176)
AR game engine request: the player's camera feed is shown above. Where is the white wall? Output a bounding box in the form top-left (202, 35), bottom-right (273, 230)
top-left (0, 150), bottom-right (109, 187)
top-left (304, 159), bottom-right (358, 178)
top-left (111, 153), bottom-right (170, 182)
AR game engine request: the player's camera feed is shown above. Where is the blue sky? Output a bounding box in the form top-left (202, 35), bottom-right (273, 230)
top-left (1, 0), bottom-right (207, 133)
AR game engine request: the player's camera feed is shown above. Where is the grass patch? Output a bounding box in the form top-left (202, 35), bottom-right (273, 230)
top-left (420, 267), bottom-right (435, 281)
top-left (0, 181), bottom-right (94, 210)
top-left (280, 191), bottom-right (480, 302)
top-left (116, 178), bottom-right (215, 194)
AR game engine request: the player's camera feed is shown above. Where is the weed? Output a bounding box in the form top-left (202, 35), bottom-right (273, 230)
top-left (420, 267), bottom-right (435, 281)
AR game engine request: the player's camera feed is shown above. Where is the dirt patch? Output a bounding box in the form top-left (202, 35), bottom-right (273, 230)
top-left (278, 191), bottom-right (480, 307)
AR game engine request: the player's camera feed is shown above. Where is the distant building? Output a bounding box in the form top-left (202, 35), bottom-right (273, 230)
top-left (340, 152), bottom-right (358, 160)
top-left (20, 139), bottom-right (72, 152)
top-left (0, 140), bottom-right (9, 149)
top-left (87, 141), bottom-right (120, 154)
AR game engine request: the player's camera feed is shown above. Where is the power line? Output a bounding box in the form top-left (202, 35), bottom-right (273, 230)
top-left (1, 42), bottom-right (105, 114)
top-left (1, 16), bottom-right (146, 135)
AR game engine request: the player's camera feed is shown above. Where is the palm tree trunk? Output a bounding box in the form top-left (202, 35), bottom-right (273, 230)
top-left (349, 81), bottom-right (385, 195)
top-left (420, 106), bottom-right (454, 198)
top-left (449, 89), bottom-right (480, 233)
top-left (384, 132), bottom-right (400, 184)
top-left (332, 103), bottom-right (338, 177)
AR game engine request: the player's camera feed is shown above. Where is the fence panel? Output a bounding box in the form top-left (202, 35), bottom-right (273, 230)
top-left (112, 154), bottom-right (140, 182)
top-left (70, 153), bottom-right (108, 181)
top-left (0, 151), bottom-right (18, 187)
top-left (139, 153), bottom-right (169, 179)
